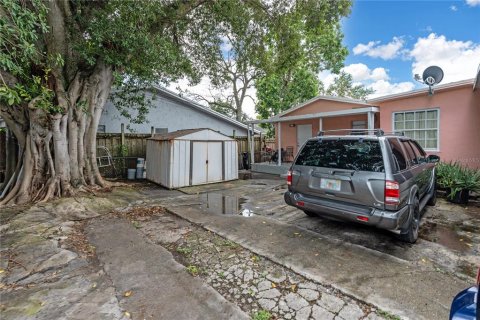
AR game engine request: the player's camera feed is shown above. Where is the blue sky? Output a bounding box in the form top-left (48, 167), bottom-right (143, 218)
top-left (326, 0), bottom-right (480, 97)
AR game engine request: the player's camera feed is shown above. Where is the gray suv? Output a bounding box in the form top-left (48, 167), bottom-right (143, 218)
top-left (284, 130), bottom-right (439, 243)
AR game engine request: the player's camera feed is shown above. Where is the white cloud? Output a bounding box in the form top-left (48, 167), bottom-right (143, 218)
top-left (370, 67), bottom-right (389, 81)
top-left (367, 80), bottom-right (415, 98)
top-left (318, 70), bottom-right (337, 88)
top-left (353, 37), bottom-right (405, 60)
top-left (466, 0), bottom-right (480, 6)
top-left (341, 63), bottom-right (389, 82)
top-left (409, 33), bottom-right (480, 83)
top-left (450, 5), bottom-right (458, 11)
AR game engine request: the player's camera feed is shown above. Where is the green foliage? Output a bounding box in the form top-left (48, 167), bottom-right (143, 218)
top-left (436, 162), bottom-right (480, 199)
top-left (377, 310), bottom-right (401, 320)
top-left (320, 72), bottom-right (373, 100)
top-left (186, 265), bottom-right (200, 276)
top-left (176, 246), bottom-right (193, 255)
top-left (252, 310), bottom-right (272, 320)
top-left (2, 0), bottom-right (353, 124)
top-left (116, 145), bottom-right (129, 157)
top-left (256, 67), bottom-right (319, 135)
top-left (0, 0), bottom-right (49, 77)
top-left (184, 0), bottom-right (352, 121)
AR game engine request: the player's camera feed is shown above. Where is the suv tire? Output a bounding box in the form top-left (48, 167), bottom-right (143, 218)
top-left (399, 197), bottom-right (420, 243)
top-left (303, 210), bottom-right (317, 217)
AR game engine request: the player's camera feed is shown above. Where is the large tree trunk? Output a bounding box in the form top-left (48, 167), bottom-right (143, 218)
top-left (0, 62), bottom-right (113, 205)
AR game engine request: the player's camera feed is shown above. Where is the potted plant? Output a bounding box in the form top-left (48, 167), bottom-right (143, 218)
top-left (436, 162), bottom-right (480, 205)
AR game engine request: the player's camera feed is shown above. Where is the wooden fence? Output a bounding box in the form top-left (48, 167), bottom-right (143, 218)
top-left (96, 133), bottom-right (151, 158)
top-left (95, 133), bottom-right (275, 176)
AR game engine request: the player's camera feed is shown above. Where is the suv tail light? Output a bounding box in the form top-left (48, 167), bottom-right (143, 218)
top-left (385, 180), bottom-right (400, 205)
top-left (287, 170), bottom-right (292, 186)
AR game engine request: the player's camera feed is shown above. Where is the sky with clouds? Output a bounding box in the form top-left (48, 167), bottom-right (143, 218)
top-left (171, 0), bottom-right (480, 118)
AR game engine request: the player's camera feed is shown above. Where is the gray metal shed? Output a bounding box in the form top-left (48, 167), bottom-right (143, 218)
top-left (146, 129), bottom-right (238, 188)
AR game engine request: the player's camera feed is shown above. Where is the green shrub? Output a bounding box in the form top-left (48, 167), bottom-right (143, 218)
top-left (436, 162), bottom-right (480, 199)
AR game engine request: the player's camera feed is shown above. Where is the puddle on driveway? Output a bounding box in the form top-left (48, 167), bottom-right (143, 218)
top-left (198, 193), bottom-right (253, 216)
top-left (420, 222), bottom-right (471, 252)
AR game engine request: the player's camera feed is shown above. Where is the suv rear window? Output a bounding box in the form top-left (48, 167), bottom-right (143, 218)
top-left (295, 139), bottom-right (384, 172)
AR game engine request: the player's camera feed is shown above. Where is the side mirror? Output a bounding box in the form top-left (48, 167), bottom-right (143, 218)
top-left (427, 154), bottom-right (440, 163)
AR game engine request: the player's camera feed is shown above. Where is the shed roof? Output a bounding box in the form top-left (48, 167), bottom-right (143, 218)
top-left (147, 128), bottom-right (235, 141)
top-left (148, 128), bottom-right (205, 141)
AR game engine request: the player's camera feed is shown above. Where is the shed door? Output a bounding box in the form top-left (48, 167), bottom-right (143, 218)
top-left (191, 142), bottom-right (223, 185)
top-left (207, 142), bottom-right (223, 182)
top-left (192, 142), bottom-right (208, 185)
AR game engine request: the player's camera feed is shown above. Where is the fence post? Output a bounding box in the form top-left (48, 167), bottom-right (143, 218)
top-left (151, 126), bottom-right (154, 137)
top-left (120, 123), bottom-right (125, 147)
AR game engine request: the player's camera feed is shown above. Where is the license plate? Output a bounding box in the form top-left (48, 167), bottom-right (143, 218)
top-left (320, 178), bottom-right (341, 191)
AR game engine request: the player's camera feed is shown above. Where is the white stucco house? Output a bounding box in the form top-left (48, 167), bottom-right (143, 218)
top-left (99, 86), bottom-right (258, 136)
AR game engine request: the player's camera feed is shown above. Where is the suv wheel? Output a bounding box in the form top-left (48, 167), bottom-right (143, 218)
top-left (399, 197), bottom-right (420, 243)
top-left (303, 210), bottom-right (317, 217)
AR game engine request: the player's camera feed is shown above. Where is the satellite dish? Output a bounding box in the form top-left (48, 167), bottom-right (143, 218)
top-left (422, 66), bottom-right (444, 85)
top-left (416, 66), bottom-right (444, 95)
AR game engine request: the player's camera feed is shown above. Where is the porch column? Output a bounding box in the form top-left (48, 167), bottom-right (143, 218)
top-left (318, 117), bottom-right (323, 132)
top-left (277, 122), bottom-right (282, 166)
top-left (250, 124), bottom-right (255, 164)
top-left (367, 111), bottom-right (375, 130)
top-left (247, 123), bottom-right (251, 166)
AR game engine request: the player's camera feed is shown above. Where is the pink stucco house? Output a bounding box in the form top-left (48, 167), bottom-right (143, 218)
top-left (248, 69), bottom-right (480, 172)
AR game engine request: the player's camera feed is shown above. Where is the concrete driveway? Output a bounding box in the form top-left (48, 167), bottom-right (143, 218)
top-left (154, 173), bottom-right (479, 320)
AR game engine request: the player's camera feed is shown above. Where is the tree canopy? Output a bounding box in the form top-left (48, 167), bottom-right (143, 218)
top-left (0, 0), bottom-right (352, 204)
top-left (320, 71), bottom-right (373, 100)
top-left (178, 0), bottom-right (352, 121)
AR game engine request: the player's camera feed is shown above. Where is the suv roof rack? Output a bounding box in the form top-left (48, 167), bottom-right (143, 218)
top-left (316, 129), bottom-right (404, 137)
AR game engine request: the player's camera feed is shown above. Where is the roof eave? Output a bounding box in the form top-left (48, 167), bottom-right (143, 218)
top-left (276, 95), bottom-right (371, 118)
top-left (368, 79), bottom-right (475, 103)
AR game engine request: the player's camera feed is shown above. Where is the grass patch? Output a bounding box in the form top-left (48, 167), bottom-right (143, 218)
top-left (176, 246), bottom-right (193, 255)
top-left (131, 220), bottom-right (141, 229)
top-left (377, 309), bottom-right (401, 320)
top-left (252, 310), bottom-right (271, 320)
top-left (186, 265), bottom-right (200, 276)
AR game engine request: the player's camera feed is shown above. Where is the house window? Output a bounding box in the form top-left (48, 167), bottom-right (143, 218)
top-left (393, 109), bottom-right (439, 150)
top-left (97, 125), bottom-right (106, 133)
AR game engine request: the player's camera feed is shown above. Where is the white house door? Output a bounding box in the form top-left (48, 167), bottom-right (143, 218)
top-left (191, 142), bottom-right (223, 185)
top-left (297, 124), bottom-right (312, 148)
